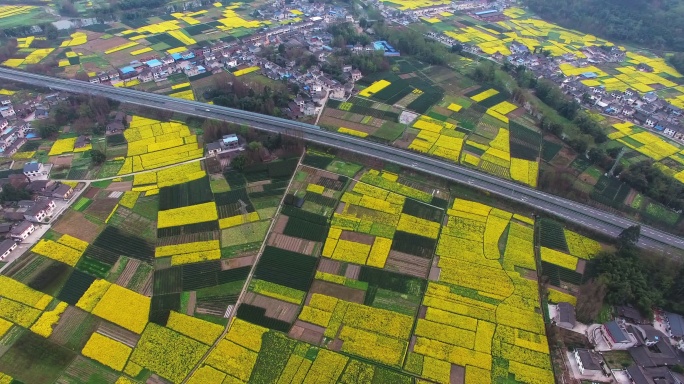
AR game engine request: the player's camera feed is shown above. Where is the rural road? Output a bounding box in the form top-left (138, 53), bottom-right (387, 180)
top-left (1, 67), bottom-right (682, 254)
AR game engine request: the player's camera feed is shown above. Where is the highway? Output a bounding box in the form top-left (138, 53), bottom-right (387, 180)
top-left (1, 67), bottom-right (682, 254)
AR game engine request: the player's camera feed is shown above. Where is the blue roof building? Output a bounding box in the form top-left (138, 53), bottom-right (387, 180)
top-left (372, 41), bottom-right (400, 57)
top-left (146, 59), bottom-right (162, 67)
top-left (120, 66), bottom-right (135, 74)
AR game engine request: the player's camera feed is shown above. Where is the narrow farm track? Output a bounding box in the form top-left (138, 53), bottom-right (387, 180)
top-left (180, 153), bottom-right (305, 383)
top-left (1, 67), bottom-right (683, 254)
top-left (58, 156), bottom-right (207, 183)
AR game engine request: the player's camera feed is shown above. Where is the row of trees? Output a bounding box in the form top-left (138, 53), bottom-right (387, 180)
top-left (621, 161), bottom-right (684, 211)
top-left (669, 53), bottom-right (684, 78)
top-left (374, 23), bottom-right (452, 66)
top-left (206, 77), bottom-right (290, 117)
top-left (325, 22), bottom-right (390, 76)
top-left (1, 23), bottom-right (58, 41)
top-left (35, 95), bottom-right (116, 138)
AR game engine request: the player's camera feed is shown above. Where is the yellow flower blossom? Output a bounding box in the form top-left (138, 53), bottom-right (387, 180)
top-left (30, 301), bottom-right (67, 337)
top-left (92, 284), bottom-right (150, 334)
top-left (166, 311), bottom-right (224, 345)
top-left (157, 202), bottom-right (218, 228)
top-left (76, 279), bottom-right (112, 311)
top-left (225, 318), bottom-right (269, 352)
top-left (82, 333), bottom-right (132, 371)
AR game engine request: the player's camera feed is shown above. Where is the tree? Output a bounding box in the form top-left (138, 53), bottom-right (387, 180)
top-left (359, 18), bottom-right (368, 28)
top-left (72, 117), bottom-right (94, 134)
top-left (91, 149), bottom-right (106, 165)
top-left (575, 278), bottom-right (607, 323)
top-left (231, 154), bottom-right (246, 170)
top-left (43, 23), bottom-right (58, 40)
top-left (0, 184), bottom-right (32, 203)
top-left (618, 225), bottom-right (641, 248)
top-left (247, 141), bottom-right (262, 152)
top-left (74, 71), bottom-right (89, 82)
top-left (525, 0), bottom-right (684, 52)
top-left (670, 53), bottom-right (684, 77)
top-left (37, 121), bottom-right (59, 138)
top-left (59, 0), bottom-right (78, 16)
top-left (581, 92), bottom-right (592, 105)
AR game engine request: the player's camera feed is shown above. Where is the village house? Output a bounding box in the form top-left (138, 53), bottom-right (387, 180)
top-left (222, 134), bottom-right (240, 149)
top-left (573, 349), bottom-right (604, 376)
top-left (631, 325), bottom-right (665, 347)
top-left (629, 333), bottom-right (682, 368)
top-left (554, 302), bottom-right (576, 330)
top-left (665, 312), bottom-right (684, 339)
top-left (302, 103), bottom-right (317, 116)
top-left (138, 69), bottom-right (153, 83)
top-left (23, 199), bottom-right (55, 223)
top-left (616, 305), bottom-right (648, 325)
top-left (351, 69), bottom-right (362, 82)
top-left (74, 135), bottom-right (89, 150)
top-left (627, 365), bottom-right (684, 384)
top-left (206, 134), bottom-right (241, 157)
top-left (0, 239), bottom-right (17, 260)
top-left (108, 70), bottom-right (120, 83)
top-left (9, 221), bottom-right (34, 241)
top-left (51, 183), bottom-right (74, 200)
top-left (22, 162), bottom-right (44, 179)
top-left (329, 85), bottom-right (345, 99)
top-left (0, 223), bottom-right (10, 237)
top-left (206, 142), bottom-right (223, 156)
top-left (664, 125), bottom-right (681, 137)
top-left (34, 106), bottom-right (49, 119)
top-left (0, 105), bottom-right (15, 118)
top-left (601, 320), bottom-right (636, 349)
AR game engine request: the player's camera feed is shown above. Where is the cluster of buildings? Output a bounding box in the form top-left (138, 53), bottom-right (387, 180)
top-left (552, 302), bottom-right (684, 383)
top-left (561, 80), bottom-right (683, 140)
top-left (428, 22), bottom-right (684, 142)
top-left (0, 95), bottom-right (38, 158)
top-left (206, 133), bottom-right (241, 157)
top-left (86, 0), bottom-right (354, 86)
top-left (0, 166), bottom-right (76, 261)
top-left (86, 15), bottom-right (378, 120)
top-left (0, 91), bottom-right (80, 262)
top-left (0, 92), bottom-right (65, 158)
